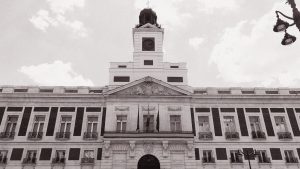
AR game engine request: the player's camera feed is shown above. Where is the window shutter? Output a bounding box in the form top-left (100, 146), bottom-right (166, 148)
top-left (237, 108), bottom-right (249, 136)
top-left (195, 148), bottom-right (200, 160)
top-left (97, 148), bottom-right (102, 160)
top-left (0, 107), bottom-right (5, 126)
top-left (262, 108), bottom-right (275, 136)
top-left (73, 107), bottom-right (84, 136)
top-left (18, 107), bottom-right (32, 136)
top-left (68, 148), bottom-right (80, 160)
top-left (101, 108), bottom-right (106, 136)
top-left (286, 108), bottom-right (300, 136)
top-left (216, 148), bottom-right (227, 160)
top-left (190, 108), bottom-right (196, 136)
top-left (270, 148), bottom-right (282, 160)
top-left (46, 107), bottom-right (58, 136)
top-left (10, 148), bottom-right (24, 160)
top-left (212, 108), bottom-right (222, 136)
top-left (40, 148), bottom-right (52, 160)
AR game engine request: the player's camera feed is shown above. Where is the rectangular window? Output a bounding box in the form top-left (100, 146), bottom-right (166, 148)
top-left (143, 115), bottom-right (154, 132)
top-left (68, 148), bottom-right (80, 160)
top-left (10, 148), bottom-right (23, 160)
top-left (4, 116), bottom-right (18, 134)
top-left (118, 65), bottom-right (127, 68)
top-left (198, 116), bottom-right (210, 132)
top-left (39, 89), bottom-right (53, 93)
top-left (14, 89), bottom-right (28, 93)
top-left (224, 116), bottom-right (236, 132)
top-left (144, 60), bottom-right (153, 65)
top-left (53, 150), bottom-right (65, 163)
top-left (87, 116), bottom-right (98, 133)
top-left (65, 89), bottom-right (78, 93)
top-left (274, 116), bottom-right (287, 132)
top-left (116, 115), bottom-right (127, 132)
top-left (249, 116), bottom-right (261, 132)
top-left (257, 150), bottom-right (270, 163)
top-left (284, 150), bottom-right (298, 163)
top-left (24, 150), bottom-right (37, 164)
top-left (218, 90), bottom-right (231, 94)
top-left (241, 90), bottom-right (255, 94)
top-left (114, 76), bottom-right (130, 82)
top-left (170, 115), bottom-right (182, 132)
top-left (265, 90), bottom-right (279, 94)
top-left (0, 150), bottom-right (8, 164)
top-left (167, 77), bottom-right (183, 82)
top-left (203, 150), bottom-right (213, 163)
top-left (89, 90), bottom-right (102, 94)
top-left (230, 150), bottom-right (242, 163)
top-left (170, 66), bottom-right (179, 68)
top-left (60, 116), bottom-right (72, 133)
top-left (29, 115), bottom-right (45, 139)
top-left (82, 150), bottom-right (95, 163)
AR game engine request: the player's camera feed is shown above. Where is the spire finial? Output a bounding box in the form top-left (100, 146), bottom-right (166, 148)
top-left (147, 0), bottom-right (150, 8)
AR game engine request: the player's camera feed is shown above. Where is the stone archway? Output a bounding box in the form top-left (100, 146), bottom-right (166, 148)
top-left (137, 154), bottom-right (160, 169)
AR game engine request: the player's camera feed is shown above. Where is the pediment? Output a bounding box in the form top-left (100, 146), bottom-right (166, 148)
top-left (140, 23), bottom-right (158, 29)
top-left (106, 77), bottom-right (191, 96)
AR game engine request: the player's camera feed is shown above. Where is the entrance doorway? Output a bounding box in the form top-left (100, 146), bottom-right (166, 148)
top-left (137, 154), bottom-right (160, 169)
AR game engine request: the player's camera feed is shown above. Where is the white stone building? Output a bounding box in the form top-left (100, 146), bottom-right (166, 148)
top-left (0, 8), bottom-right (300, 169)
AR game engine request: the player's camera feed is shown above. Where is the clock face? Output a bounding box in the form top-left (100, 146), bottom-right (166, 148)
top-left (142, 38), bottom-right (155, 51)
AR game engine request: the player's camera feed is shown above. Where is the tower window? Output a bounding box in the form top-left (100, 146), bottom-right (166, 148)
top-left (114, 76), bottom-right (130, 82)
top-left (167, 77), bottom-right (183, 82)
top-left (170, 66), bottom-right (179, 68)
top-left (144, 60), bottom-right (153, 65)
top-left (118, 65), bottom-right (127, 68)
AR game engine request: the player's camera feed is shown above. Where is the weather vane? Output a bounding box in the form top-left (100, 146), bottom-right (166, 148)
top-left (146, 0), bottom-right (150, 8)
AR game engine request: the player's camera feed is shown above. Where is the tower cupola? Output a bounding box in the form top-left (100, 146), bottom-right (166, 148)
top-left (137, 8), bottom-right (159, 27)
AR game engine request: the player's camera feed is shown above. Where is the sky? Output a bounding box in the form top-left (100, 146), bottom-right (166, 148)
top-left (0, 0), bottom-right (299, 88)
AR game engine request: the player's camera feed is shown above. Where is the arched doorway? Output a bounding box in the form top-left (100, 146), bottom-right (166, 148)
top-left (137, 154), bottom-right (160, 169)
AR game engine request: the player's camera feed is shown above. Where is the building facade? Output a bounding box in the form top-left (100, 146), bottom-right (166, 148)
top-left (0, 8), bottom-right (300, 169)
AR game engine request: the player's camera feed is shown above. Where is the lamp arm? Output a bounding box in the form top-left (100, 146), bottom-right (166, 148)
top-left (276, 11), bottom-right (294, 20)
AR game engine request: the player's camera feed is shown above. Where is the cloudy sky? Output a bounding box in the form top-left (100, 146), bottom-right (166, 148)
top-left (0, 0), bottom-right (299, 88)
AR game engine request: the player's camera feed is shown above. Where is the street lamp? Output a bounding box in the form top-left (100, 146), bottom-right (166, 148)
top-left (238, 149), bottom-right (259, 169)
top-left (273, 0), bottom-right (300, 45)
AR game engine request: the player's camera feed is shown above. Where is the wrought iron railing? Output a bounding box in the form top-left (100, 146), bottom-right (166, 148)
top-left (202, 157), bottom-right (215, 163)
top-left (251, 131), bottom-right (266, 139)
top-left (83, 132), bottom-right (98, 140)
top-left (81, 158), bottom-right (94, 164)
top-left (55, 132), bottom-right (71, 140)
top-left (0, 132), bottom-right (15, 139)
top-left (225, 132), bottom-right (240, 140)
top-left (199, 132), bottom-right (213, 140)
top-left (278, 132), bottom-right (292, 140)
top-left (27, 132), bottom-right (43, 140)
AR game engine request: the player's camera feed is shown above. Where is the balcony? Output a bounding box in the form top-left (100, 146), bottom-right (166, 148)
top-left (56, 132), bottom-right (71, 140)
top-left (83, 132), bottom-right (98, 140)
top-left (251, 131), bottom-right (266, 139)
top-left (22, 158), bottom-right (36, 165)
top-left (81, 158), bottom-right (94, 164)
top-left (199, 132), bottom-right (213, 140)
top-left (52, 157), bottom-right (65, 164)
top-left (225, 132), bottom-right (239, 140)
top-left (258, 157), bottom-right (271, 163)
top-left (278, 132), bottom-right (292, 140)
top-left (103, 131), bottom-right (194, 139)
top-left (0, 157), bottom-right (7, 164)
top-left (286, 157), bottom-right (299, 163)
top-left (202, 157), bottom-right (215, 163)
top-left (0, 132), bottom-right (15, 140)
top-left (230, 157), bottom-right (243, 163)
top-left (27, 132), bottom-right (43, 140)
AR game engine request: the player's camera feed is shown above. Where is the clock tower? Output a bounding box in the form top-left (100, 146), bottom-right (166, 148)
top-left (109, 8), bottom-right (188, 89)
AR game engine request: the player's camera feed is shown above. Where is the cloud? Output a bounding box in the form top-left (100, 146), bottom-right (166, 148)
top-left (209, 3), bottom-right (300, 87)
top-left (189, 37), bottom-right (204, 49)
top-left (134, 0), bottom-right (192, 29)
top-left (30, 0), bottom-right (87, 38)
top-left (197, 0), bottom-right (239, 13)
top-left (19, 60), bottom-right (94, 86)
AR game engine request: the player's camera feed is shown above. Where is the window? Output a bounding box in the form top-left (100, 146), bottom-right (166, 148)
top-left (142, 37), bottom-right (155, 51)
top-left (65, 89), bottom-right (78, 93)
top-left (249, 116), bottom-right (261, 132)
top-left (24, 150), bottom-right (37, 164)
top-left (53, 150), bottom-right (65, 163)
top-left (218, 90), bottom-right (231, 94)
top-left (82, 150), bottom-right (95, 164)
top-left (14, 88), bottom-right (28, 93)
top-left (89, 89), bottom-right (102, 94)
top-left (284, 150), bottom-right (298, 163)
top-left (0, 150), bottom-right (7, 164)
top-left (116, 115), bottom-right (127, 132)
top-left (85, 116), bottom-right (98, 139)
top-left (118, 65), bottom-right (127, 68)
top-left (274, 116), bottom-right (287, 132)
top-left (198, 116), bottom-right (210, 132)
top-left (203, 150), bottom-right (214, 163)
top-left (4, 116), bottom-right (18, 135)
top-left (170, 66), bottom-right (179, 68)
top-left (144, 60), bottom-right (153, 65)
top-left (230, 150), bottom-right (242, 163)
top-left (39, 89), bottom-right (53, 93)
top-left (170, 115), bottom-right (182, 132)
top-left (241, 90), bottom-right (255, 94)
top-left (265, 90), bottom-right (279, 94)
top-left (56, 116), bottom-right (72, 139)
top-left (143, 115), bottom-right (154, 132)
top-left (167, 77), bottom-right (183, 82)
top-left (257, 150), bottom-right (270, 163)
top-left (114, 76), bottom-right (130, 82)
top-left (29, 115), bottom-right (45, 139)
top-left (224, 116), bottom-right (236, 132)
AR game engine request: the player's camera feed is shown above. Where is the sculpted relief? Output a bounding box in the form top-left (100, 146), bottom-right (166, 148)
top-left (115, 82), bottom-right (183, 96)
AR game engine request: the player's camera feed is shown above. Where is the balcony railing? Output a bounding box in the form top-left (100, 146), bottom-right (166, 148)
top-left (225, 132), bottom-right (240, 140)
top-left (81, 158), bottom-right (94, 164)
top-left (83, 132), bottom-right (98, 140)
top-left (27, 132), bottom-right (43, 140)
top-left (251, 131), bottom-right (266, 139)
top-left (0, 157), bottom-right (7, 164)
top-left (286, 157), bottom-right (299, 163)
top-left (22, 157), bottom-right (36, 164)
top-left (52, 157), bottom-right (65, 164)
top-left (202, 157), bottom-right (215, 163)
top-left (278, 132), bottom-right (292, 140)
top-left (199, 132), bottom-right (213, 140)
top-left (56, 132), bottom-right (71, 140)
top-left (0, 132), bottom-right (15, 140)
top-left (258, 156), bottom-right (271, 163)
top-left (230, 157), bottom-right (243, 163)
top-left (103, 131), bottom-right (194, 138)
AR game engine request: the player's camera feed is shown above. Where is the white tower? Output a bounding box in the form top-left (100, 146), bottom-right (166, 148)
top-left (109, 8), bottom-right (188, 88)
